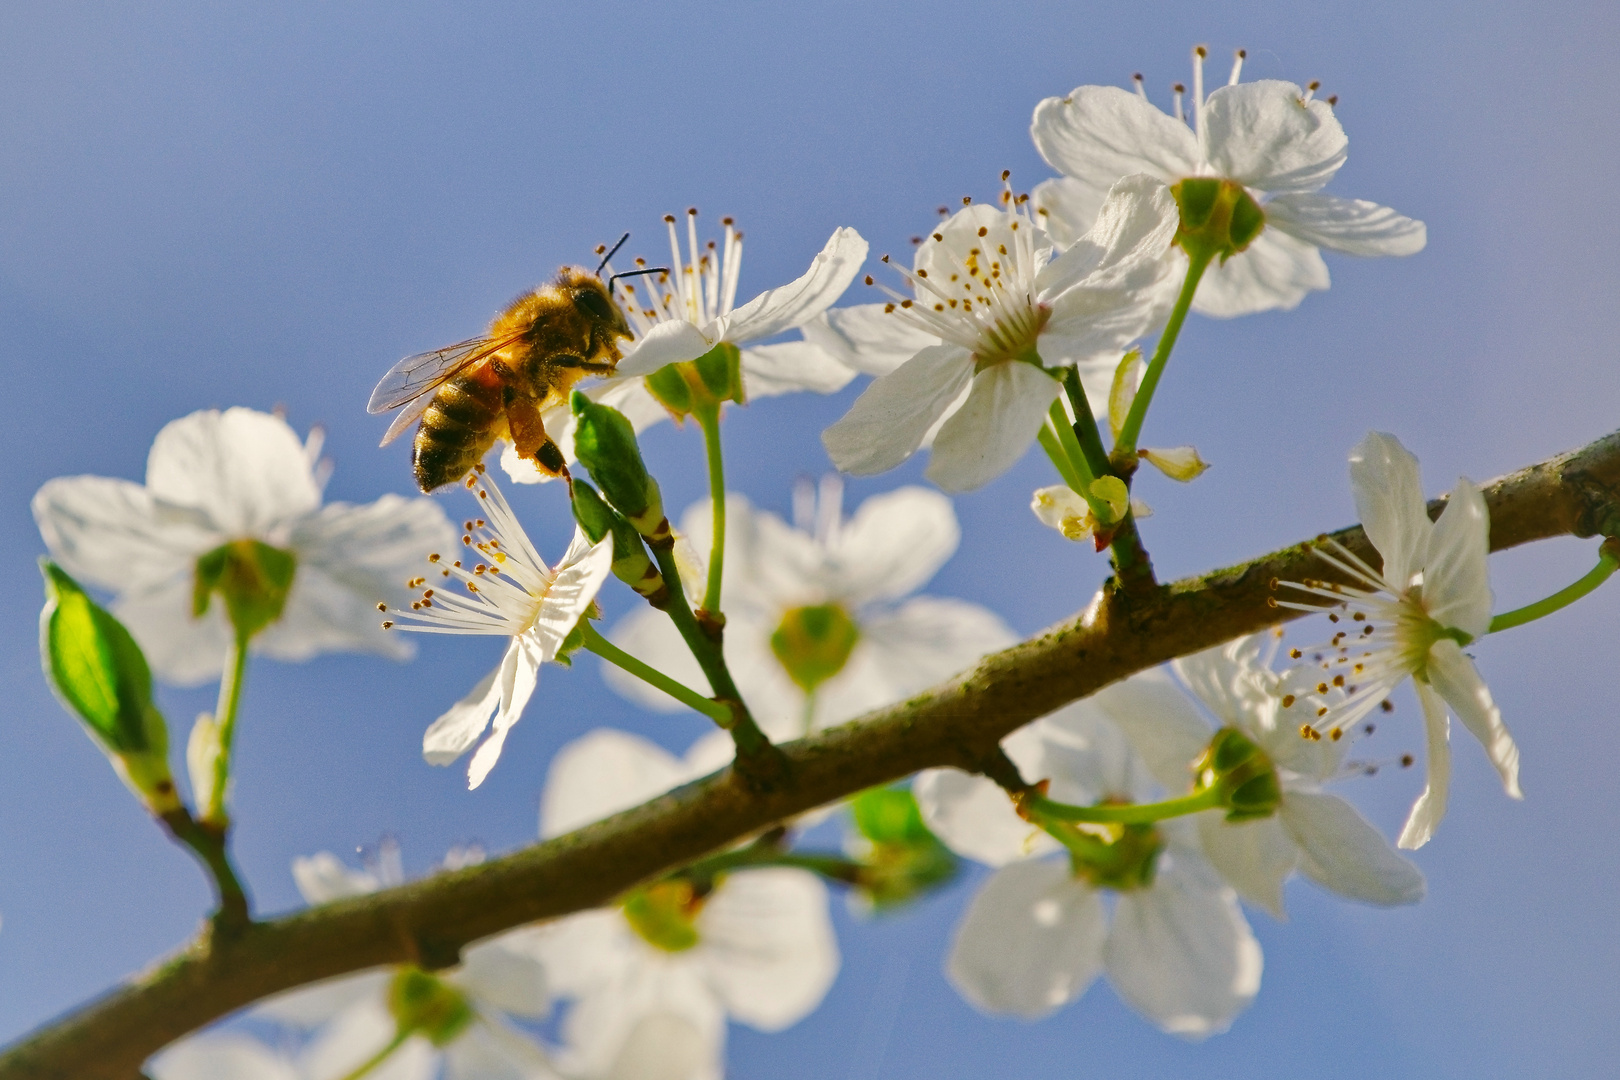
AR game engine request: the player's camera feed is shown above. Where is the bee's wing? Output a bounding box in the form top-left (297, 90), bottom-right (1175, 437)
top-left (368, 333), bottom-right (527, 447)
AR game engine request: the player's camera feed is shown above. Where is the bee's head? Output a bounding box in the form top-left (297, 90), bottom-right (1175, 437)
top-left (558, 267), bottom-right (631, 340)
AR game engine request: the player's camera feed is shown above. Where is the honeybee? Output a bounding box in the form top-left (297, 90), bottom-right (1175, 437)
top-left (369, 240), bottom-right (660, 492)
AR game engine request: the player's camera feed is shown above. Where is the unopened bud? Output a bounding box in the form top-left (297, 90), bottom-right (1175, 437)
top-left (1170, 177), bottom-right (1266, 261)
top-left (186, 713), bottom-right (225, 825)
top-left (571, 392), bottom-right (669, 541)
top-left (571, 480), bottom-right (666, 602)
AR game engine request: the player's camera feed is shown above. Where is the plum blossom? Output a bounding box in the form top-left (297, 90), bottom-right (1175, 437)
top-left (916, 677), bottom-right (1262, 1037)
top-left (1102, 635), bottom-right (1424, 917)
top-left (253, 842), bottom-right (555, 1080)
top-left (602, 479), bottom-right (1015, 739)
top-left (820, 174), bottom-right (1179, 491)
top-left (527, 729), bottom-right (839, 1080)
top-left (503, 214), bottom-right (867, 484)
top-left (1279, 431), bottom-right (1519, 849)
top-left (1031, 47), bottom-right (1426, 317)
top-left (32, 407), bottom-right (455, 685)
top-left (382, 467), bottom-right (612, 788)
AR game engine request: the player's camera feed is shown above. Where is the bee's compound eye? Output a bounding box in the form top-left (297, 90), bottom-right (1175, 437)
top-left (574, 287), bottom-right (614, 322)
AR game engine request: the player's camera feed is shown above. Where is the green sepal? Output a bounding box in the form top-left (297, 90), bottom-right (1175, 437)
top-left (1170, 178), bottom-right (1267, 263)
top-left (622, 880), bottom-right (702, 952)
top-left (1069, 821), bottom-right (1165, 891)
top-left (388, 967), bottom-right (475, 1047)
top-left (1195, 727), bottom-right (1284, 823)
top-left (644, 343), bottom-right (746, 420)
top-left (193, 539), bottom-right (297, 641)
top-left (849, 787), bottom-right (959, 911)
top-left (38, 561), bottom-right (179, 812)
top-left (571, 392), bottom-right (666, 536)
top-left (770, 603), bottom-right (860, 693)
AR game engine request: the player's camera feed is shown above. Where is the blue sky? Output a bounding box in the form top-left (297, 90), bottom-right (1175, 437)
top-left (1, 2), bottom-right (1617, 1077)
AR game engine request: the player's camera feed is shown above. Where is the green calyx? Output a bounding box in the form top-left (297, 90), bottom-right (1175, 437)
top-left (1195, 727), bottom-right (1284, 823)
top-left (38, 562), bottom-right (178, 813)
top-left (388, 967), bottom-right (475, 1047)
top-left (770, 603), bottom-right (860, 693)
top-left (644, 342), bottom-right (746, 418)
top-left (1170, 178), bottom-right (1266, 263)
top-left (571, 392), bottom-right (668, 541)
top-left (193, 539), bottom-right (296, 641)
top-left (1069, 820), bottom-right (1165, 892)
top-left (850, 787), bottom-right (959, 910)
top-left (622, 879), bottom-right (703, 952)
top-left (571, 479), bottom-right (666, 601)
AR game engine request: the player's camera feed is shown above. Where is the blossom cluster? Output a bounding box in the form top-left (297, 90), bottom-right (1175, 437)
top-left (30, 42), bottom-right (1574, 1080)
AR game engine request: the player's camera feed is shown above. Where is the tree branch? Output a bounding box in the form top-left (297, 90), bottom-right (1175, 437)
top-left (7, 429), bottom-right (1620, 1080)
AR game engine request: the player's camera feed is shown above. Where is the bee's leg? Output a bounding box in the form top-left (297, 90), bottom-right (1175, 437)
top-left (553, 357), bottom-right (618, 375)
top-left (506, 396), bottom-right (568, 478)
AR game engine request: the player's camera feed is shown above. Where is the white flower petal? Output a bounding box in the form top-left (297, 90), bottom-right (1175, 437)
top-left (1037, 700), bottom-right (1160, 804)
top-left (527, 532), bottom-right (612, 660)
top-left (1266, 192), bottom-right (1427, 257)
top-left (149, 1034), bottom-right (301, 1080)
top-left (1196, 812), bottom-right (1298, 918)
top-left (301, 998), bottom-right (436, 1080)
top-left (32, 476), bottom-right (212, 593)
top-left (1399, 680), bottom-right (1453, 849)
top-left (1038, 173), bottom-right (1179, 295)
top-left (595, 1012), bottom-right (714, 1080)
top-left (112, 577), bottom-right (233, 686)
top-left (616, 319), bottom-right (720, 377)
top-left (828, 486), bottom-right (960, 603)
top-left (540, 728), bottom-right (689, 837)
top-left (1282, 790), bottom-right (1425, 905)
top-left (1424, 477), bottom-right (1494, 640)
top-left (1087, 669), bottom-right (1212, 792)
top-left (442, 1019), bottom-right (557, 1080)
top-left (723, 227), bottom-right (868, 343)
top-left (1190, 231), bottom-right (1330, 318)
top-left (821, 344), bottom-right (973, 476)
top-left (926, 361), bottom-right (1061, 492)
top-left (145, 408), bottom-right (322, 536)
top-left (292, 851), bottom-right (381, 904)
top-left (1139, 445), bottom-right (1210, 482)
top-left (423, 652), bottom-right (506, 766)
top-left (739, 340), bottom-right (857, 398)
top-left (257, 563), bottom-right (413, 667)
top-left (560, 963), bottom-right (726, 1080)
top-left (1030, 175), bottom-right (1102, 248)
top-left (801, 304), bottom-right (940, 378)
top-left (699, 868), bottom-right (839, 1031)
top-left (1349, 431), bottom-right (1431, 590)
top-left (1428, 638), bottom-right (1521, 798)
top-left (1200, 81), bottom-right (1347, 195)
top-left (834, 597), bottom-right (1016, 713)
top-left (1104, 855), bottom-right (1262, 1038)
top-left (254, 968), bottom-right (391, 1026)
top-left (946, 860), bottom-right (1106, 1018)
top-left (914, 767), bottom-right (1056, 867)
top-left (1031, 85), bottom-right (1200, 199)
top-left (466, 634), bottom-right (545, 789)
top-left (458, 935), bottom-right (551, 1017)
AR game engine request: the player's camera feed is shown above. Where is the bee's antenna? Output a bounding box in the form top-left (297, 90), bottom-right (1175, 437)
top-left (606, 267), bottom-right (668, 297)
top-left (595, 233), bottom-right (631, 276)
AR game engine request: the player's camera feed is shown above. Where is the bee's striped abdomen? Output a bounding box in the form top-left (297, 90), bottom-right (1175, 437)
top-left (413, 369), bottom-right (504, 491)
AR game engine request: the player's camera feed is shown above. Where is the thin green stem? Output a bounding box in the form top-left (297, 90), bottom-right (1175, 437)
top-left (334, 1028), bottom-right (411, 1080)
top-left (205, 629), bottom-right (251, 826)
top-left (1489, 542), bottom-right (1620, 634)
top-left (581, 623), bottom-right (732, 725)
top-left (648, 542), bottom-right (774, 759)
top-left (1027, 787), bottom-right (1222, 825)
top-left (1061, 367), bottom-right (1112, 477)
top-left (684, 845), bottom-right (864, 885)
top-left (1038, 426), bottom-right (1087, 494)
top-left (1045, 401), bottom-right (1119, 524)
top-left (1113, 247), bottom-right (1214, 456)
top-left (695, 403), bottom-right (726, 614)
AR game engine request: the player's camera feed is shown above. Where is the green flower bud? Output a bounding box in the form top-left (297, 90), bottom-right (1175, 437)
top-left (769, 603), bottom-right (860, 694)
top-left (644, 342), bottom-right (746, 420)
top-left (193, 539), bottom-right (297, 641)
top-left (571, 392), bottom-right (669, 541)
top-left (388, 967), bottom-right (475, 1047)
top-left (622, 880), bottom-right (702, 952)
top-left (1195, 727), bottom-right (1284, 823)
top-left (38, 562), bottom-right (179, 813)
top-left (849, 787), bottom-right (959, 910)
top-left (571, 480), bottom-right (666, 602)
top-left (1170, 177), bottom-right (1267, 262)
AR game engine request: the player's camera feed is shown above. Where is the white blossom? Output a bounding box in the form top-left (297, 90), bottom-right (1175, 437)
top-left (32, 407), bottom-right (455, 685)
top-left (527, 729), bottom-right (839, 1080)
top-left (502, 214), bottom-right (867, 484)
top-left (916, 679), bottom-right (1262, 1037)
top-left (1031, 48), bottom-right (1425, 317)
top-left (1279, 431), bottom-right (1519, 849)
top-left (383, 467), bottom-right (612, 789)
top-left (820, 174), bottom-right (1179, 491)
top-left (602, 478), bottom-right (1015, 739)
